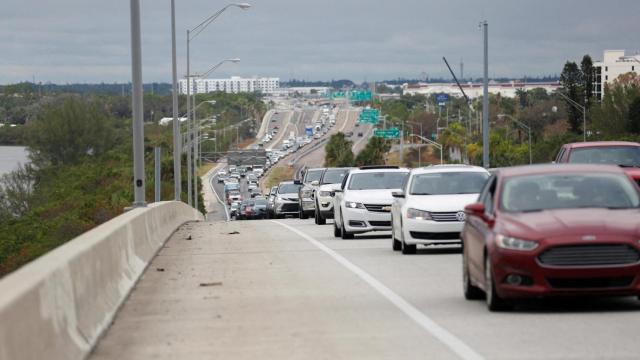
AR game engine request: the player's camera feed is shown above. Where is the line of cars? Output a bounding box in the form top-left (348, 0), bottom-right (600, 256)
top-left (268, 140), bottom-right (640, 311)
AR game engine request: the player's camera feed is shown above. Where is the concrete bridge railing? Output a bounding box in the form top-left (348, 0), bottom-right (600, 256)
top-left (0, 201), bottom-right (203, 360)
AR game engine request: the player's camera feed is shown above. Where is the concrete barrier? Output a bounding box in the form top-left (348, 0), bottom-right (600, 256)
top-left (0, 201), bottom-right (203, 360)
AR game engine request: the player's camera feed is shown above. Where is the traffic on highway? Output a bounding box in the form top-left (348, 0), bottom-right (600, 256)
top-left (211, 138), bottom-right (640, 312)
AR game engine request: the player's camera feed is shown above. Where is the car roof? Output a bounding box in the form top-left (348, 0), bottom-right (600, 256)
top-left (411, 164), bottom-right (488, 175)
top-left (564, 141), bottom-right (640, 149)
top-left (349, 167), bottom-right (409, 175)
top-left (279, 180), bottom-right (296, 185)
top-left (497, 163), bottom-right (627, 178)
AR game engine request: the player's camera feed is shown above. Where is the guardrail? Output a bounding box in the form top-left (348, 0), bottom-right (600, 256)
top-left (0, 201), bottom-right (203, 360)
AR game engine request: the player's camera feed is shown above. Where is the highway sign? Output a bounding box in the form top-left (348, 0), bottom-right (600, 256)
top-left (349, 90), bottom-right (372, 102)
top-left (358, 108), bottom-right (380, 124)
top-left (373, 127), bottom-right (400, 139)
top-left (435, 93), bottom-right (449, 104)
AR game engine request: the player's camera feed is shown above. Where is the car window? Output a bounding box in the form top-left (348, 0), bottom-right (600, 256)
top-left (348, 172), bottom-right (409, 190)
top-left (278, 183), bottom-right (301, 194)
top-left (409, 172), bottom-right (489, 195)
top-left (567, 146), bottom-right (640, 167)
top-left (478, 175), bottom-right (496, 215)
top-left (554, 147), bottom-right (565, 162)
top-left (304, 169), bottom-right (324, 183)
top-left (500, 173), bottom-right (640, 212)
top-left (321, 169), bottom-right (349, 184)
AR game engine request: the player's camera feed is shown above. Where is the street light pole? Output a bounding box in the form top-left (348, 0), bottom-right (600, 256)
top-left (410, 134), bottom-right (443, 165)
top-left (185, 3), bottom-right (250, 209)
top-left (556, 91), bottom-right (587, 142)
top-left (497, 114), bottom-right (532, 164)
top-left (481, 20), bottom-right (490, 168)
top-left (170, 0), bottom-right (181, 201)
top-left (130, 0), bottom-right (146, 207)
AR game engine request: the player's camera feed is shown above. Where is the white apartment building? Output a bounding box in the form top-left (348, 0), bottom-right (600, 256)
top-left (402, 81), bottom-right (560, 99)
top-left (593, 50), bottom-right (640, 100)
top-left (178, 76), bottom-right (279, 95)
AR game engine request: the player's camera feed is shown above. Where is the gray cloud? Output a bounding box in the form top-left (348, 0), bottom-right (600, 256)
top-left (1, 0), bottom-right (639, 83)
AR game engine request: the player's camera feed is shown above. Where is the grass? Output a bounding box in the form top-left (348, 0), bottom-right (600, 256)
top-left (262, 165), bottom-right (295, 191)
top-left (198, 163), bottom-right (216, 177)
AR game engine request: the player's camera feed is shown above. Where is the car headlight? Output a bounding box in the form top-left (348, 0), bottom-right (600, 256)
top-left (319, 191), bottom-right (331, 197)
top-left (406, 208), bottom-right (432, 220)
top-left (301, 189), bottom-right (314, 198)
top-left (495, 234), bottom-right (538, 251)
top-left (345, 201), bottom-right (365, 209)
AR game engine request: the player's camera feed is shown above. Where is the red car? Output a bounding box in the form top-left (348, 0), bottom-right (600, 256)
top-left (462, 164), bottom-right (640, 311)
top-left (555, 141), bottom-right (640, 185)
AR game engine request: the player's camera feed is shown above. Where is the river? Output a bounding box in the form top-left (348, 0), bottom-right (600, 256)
top-left (0, 146), bottom-right (29, 176)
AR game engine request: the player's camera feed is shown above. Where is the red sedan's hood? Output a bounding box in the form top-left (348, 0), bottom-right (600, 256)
top-left (499, 208), bottom-right (640, 239)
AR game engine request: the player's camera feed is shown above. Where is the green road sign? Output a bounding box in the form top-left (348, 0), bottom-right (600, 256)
top-left (358, 108), bottom-right (380, 124)
top-left (373, 127), bottom-right (400, 139)
top-left (330, 91), bottom-right (346, 99)
top-left (349, 90), bottom-right (372, 102)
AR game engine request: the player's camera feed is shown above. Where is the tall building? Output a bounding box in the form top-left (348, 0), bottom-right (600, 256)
top-left (178, 76), bottom-right (279, 95)
top-left (593, 50), bottom-right (640, 100)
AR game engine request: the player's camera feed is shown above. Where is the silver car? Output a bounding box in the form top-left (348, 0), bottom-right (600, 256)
top-left (274, 181), bottom-right (302, 218)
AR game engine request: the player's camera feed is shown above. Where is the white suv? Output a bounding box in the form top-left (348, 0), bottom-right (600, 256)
top-left (390, 165), bottom-right (489, 254)
top-left (333, 166), bottom-right (409, 239)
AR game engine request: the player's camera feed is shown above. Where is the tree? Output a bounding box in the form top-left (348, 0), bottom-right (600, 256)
top-left (628, 97), bottom-right (640, 134)
top-left (355, 137), bottom-right (390, 166)
top-left (560, 61), bottom-right (583, 134)
top-left (516, 88), bottom-right (527, 108)
top-left (581, 55), bottom-right (594, 107)
top-left (324, 133), bottom-right (354, 167)
top-left (27, 99), bottom-right (119, 167)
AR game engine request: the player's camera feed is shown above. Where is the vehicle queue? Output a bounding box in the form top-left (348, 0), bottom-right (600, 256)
top-left (215, 140), bottom-right (640, 311)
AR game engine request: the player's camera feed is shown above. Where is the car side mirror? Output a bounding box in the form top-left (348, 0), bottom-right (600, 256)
top-left (293, 179), bottom-right (302, 185)
top-left (392, 191), bottom-right (405, 198)
top-left (464, 203), bottom-right (485, 217)
top-left (311, 180), bottom-right (319, 186)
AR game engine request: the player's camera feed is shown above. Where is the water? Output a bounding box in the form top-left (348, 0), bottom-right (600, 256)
top-left (0, 146), bottom-right (29, 176)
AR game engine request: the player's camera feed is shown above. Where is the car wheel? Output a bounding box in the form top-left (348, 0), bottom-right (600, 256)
top-left (400, 220), bottom-right (416, 254)
top-left (485, 254), bottom-right (511, 311)
top-left (341, 221), bottom-right (354, 239)
top-left (316, 203), bottom-right (326, 225)
top-left (333, 217), bottom-right (342, 237)
top-left (391, 217), bottom-right (401, 251)
top-left (463, 249), bottom-right (484, 300)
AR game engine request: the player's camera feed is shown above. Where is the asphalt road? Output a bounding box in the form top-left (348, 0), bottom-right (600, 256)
top-left (90, 217), bottom-right (640, 359)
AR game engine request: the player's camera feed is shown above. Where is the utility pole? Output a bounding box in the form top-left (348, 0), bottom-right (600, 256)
top-left (130, 0), bottom-right (146, 207)
top-left (481, 20), bottom-right (490, 168)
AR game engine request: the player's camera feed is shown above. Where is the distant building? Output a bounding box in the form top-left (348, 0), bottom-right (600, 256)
top-left (593, 50), bottom-right (640, 100)
top-left (269, 86), bottom-right (331, 97)
top-left (402, 81), bottom-right (560, 99)
top-left (178, 76), bottom-right (279, 95)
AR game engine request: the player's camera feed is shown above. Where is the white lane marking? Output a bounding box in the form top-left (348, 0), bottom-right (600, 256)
top-left (210, 171), bottom-right (230, 221)
top-left (271, 220), bottom-right (484, 360)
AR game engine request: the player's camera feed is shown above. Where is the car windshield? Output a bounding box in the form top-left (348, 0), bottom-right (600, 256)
top-left (410, 172), bottom-right (489, 195)
top-left (254, 199), bottom-right (268, 205)
top-left (348, 172), bottom-right (408, 190)
top-left (322, 169), bottom-right (349, 184)
top-left (278, 183), bottom-right (301, 194)
top-left (501, 173), bottom-right (640, 212)
top-left (304, 170), bottom-right (324, 183)
top-left (569, 146), bottom-right (640, 167)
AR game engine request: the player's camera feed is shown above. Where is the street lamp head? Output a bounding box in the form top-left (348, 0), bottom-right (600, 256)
top-left (234, 3), bottom-right (251, 10)
top-left (227, 58), bottom-right (241, 63)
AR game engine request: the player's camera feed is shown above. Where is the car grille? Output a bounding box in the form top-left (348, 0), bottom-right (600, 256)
top-left (410, 231), bottom-right (461, 240)
top-left (430, 211), bottom-right (464, 222)
top-left (369, 221), bottom-right (391, 227)
top-left (364, 204), bottom-right (391, 212)
top-left (538, 244), bottom-right (640, 267)
top-left (546, 276), bottom-right (634, 289)
top-left (280, 203), bottom-right (299, 212)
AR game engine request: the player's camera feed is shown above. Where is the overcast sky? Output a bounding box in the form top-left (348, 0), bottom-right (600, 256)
top-left (1, 0), bottom-right (638, 84)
